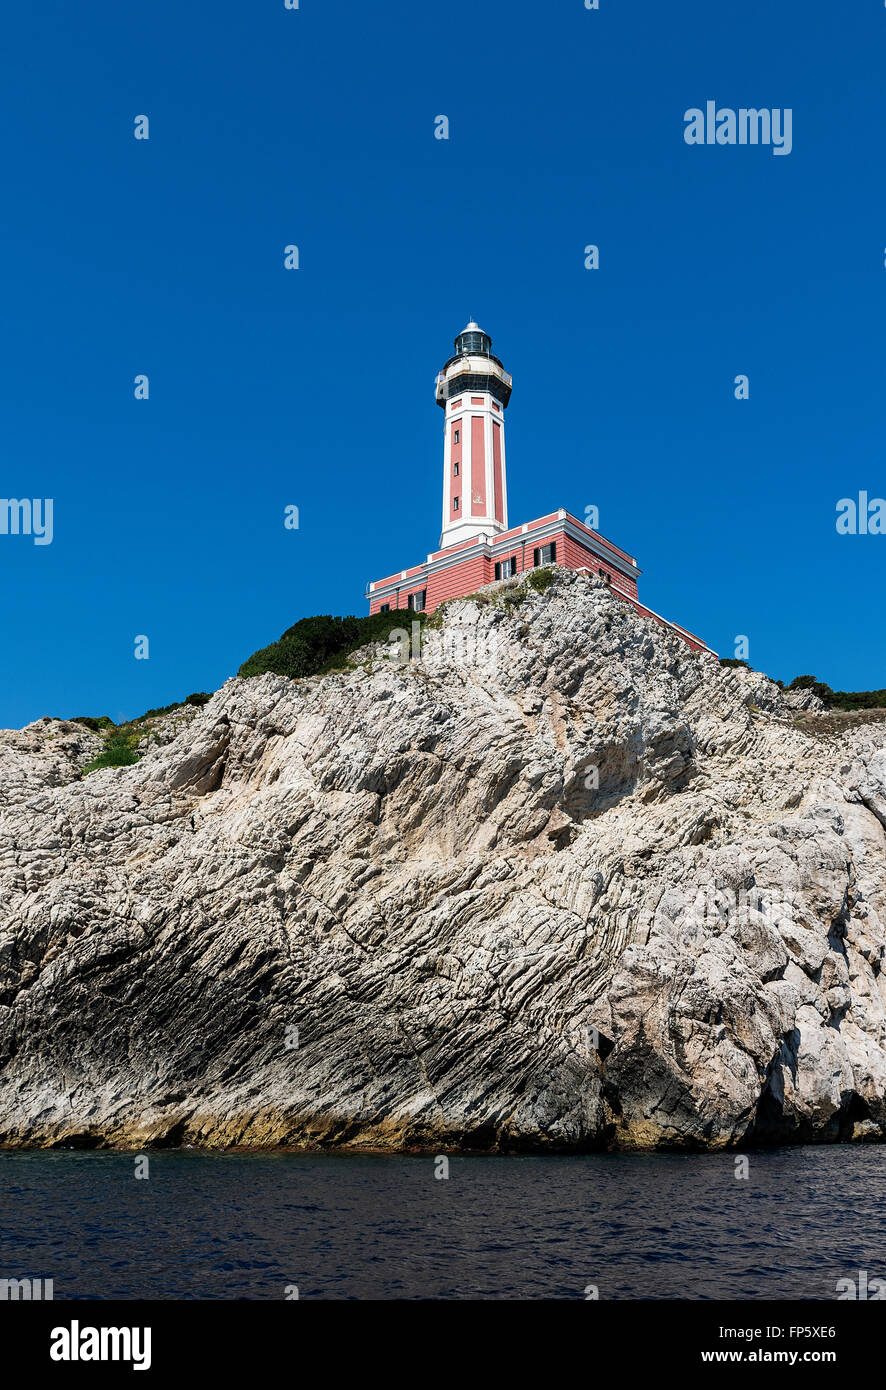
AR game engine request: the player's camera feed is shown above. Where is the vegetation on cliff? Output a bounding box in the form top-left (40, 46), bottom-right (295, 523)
top-left (82, 727), bottom-right (140, 774)
top-left (238, 611), bottom-right (427, 681)
top-left (719, 658), bottom-right (886, 711)
top-left (61, 590), bottom-right (886, 780)
top-left (76, 694), bottom-right (213, 776)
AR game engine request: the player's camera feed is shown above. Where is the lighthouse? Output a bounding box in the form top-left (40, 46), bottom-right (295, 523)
top-left (436, 321), bottom-right (511, 549)
top-left (365, 320), bottom-right (714, 655)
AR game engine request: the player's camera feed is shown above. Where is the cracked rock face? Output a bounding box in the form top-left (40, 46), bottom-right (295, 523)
top-left (1, 569), bottom-right (885, 1152)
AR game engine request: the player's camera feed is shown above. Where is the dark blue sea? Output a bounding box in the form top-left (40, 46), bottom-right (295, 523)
top-left (1, 1147), bottom-right (884, 1300)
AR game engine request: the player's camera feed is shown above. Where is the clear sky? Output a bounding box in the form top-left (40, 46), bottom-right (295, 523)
top-left (0, 0), bottom-right (883, 727)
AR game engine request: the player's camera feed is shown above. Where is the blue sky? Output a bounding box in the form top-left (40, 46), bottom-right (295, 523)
top-left (0, 0), bottom-right (883, 726)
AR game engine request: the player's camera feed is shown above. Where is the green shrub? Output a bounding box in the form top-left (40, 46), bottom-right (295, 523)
top-left (500, 586), bottom-right (527, 609)
top-left (135, 692), bottom-right (213, 722)
top-left (83, 728), bottom-right (140, 775)
top-left (719, 658), bottom-right (752, 670)
top-left (525, 567), bottom-right (553, 594)
top-left (826, 687), bottom-right (886, 711)
top-left (135, 702), bottom-right (179, 722)
top-left (527, 567), bottom-right (555, 593)
top-left (70, 715), bottom-right (115, 732)
top-left (239, 610), bottom-right (427, 681)
top-left (788, 675), bottom-right (836, 707)
top-left (785, 675), bottom-right (886, 710)
top-left (742, 672), bottom-right (886, 712)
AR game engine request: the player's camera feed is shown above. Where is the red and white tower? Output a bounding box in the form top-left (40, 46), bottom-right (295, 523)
top-left (436, 320), bottom-right (512, 549)
top-left (366, 320), bottom-right (713, 653)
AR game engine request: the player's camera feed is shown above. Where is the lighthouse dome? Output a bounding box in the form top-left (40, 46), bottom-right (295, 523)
top-left (453, 320), bottom-right (492, 358)
top-left (436, 318), bottom-right (512, 409)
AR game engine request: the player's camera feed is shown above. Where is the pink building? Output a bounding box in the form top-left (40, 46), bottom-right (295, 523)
top-left (367, 321), bottom-right (714, 656)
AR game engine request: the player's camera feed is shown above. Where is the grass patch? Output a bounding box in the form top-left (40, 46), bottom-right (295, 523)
top-left (82, 727), bottom-right (140, 775)
top-left (79, 693), bottom-right (212, 774)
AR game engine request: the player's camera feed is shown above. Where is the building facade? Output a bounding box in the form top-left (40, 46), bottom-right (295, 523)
top-left (366, 322), bottom-right (714, 656)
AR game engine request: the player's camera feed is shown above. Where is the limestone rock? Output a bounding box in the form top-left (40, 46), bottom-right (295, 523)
top-left (1, 570), bottom-right (885, 1152)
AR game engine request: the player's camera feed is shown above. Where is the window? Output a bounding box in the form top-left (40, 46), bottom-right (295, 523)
top-left (453, 495), bottom-right (459, 510)
top-left (533, 542), bottom-right (556, 567)
top-left (380, 603), bottom-right (390, 612)
top-left (494, 556), bottom-right (517, 580)
top-left (453, 461), bottom-right (459, 476)
top-left (409, 590), bottom-right (426, 612)
top-left (454, 429), bottom-right (460, 444)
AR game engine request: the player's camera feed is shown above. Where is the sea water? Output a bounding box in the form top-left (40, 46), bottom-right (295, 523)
top-left (1, 1146), bottom-right (884, 1300)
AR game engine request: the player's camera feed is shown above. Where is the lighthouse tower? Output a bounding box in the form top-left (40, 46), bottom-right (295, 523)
top-left (436, 320), bottom-right (512, 549)
top-left (366, 319), bottom-right (713, 654)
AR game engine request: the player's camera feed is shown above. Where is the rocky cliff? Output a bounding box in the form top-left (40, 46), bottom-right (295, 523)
top-left (2, 569), bottom-right (886, 1151)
